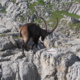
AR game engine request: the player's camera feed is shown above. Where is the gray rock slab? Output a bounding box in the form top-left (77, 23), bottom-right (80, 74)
top-left (2, 59), bottom-right (38, 80)
top-left (0, 47), bottom-right (79, 80)
top-left (33, 48), bottom-right (79, 80)
top-left (0, 37), bottom-right (14, 51)
top-left (0, 25), bottom-right (10, 34)
top-left (67, 62), bottom-right (80, 80)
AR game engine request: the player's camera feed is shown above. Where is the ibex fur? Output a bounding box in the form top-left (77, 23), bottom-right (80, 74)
top-left (19, 17), bottom-right (58, 56)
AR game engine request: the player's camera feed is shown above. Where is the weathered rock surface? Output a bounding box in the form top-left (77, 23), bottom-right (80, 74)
top-left (0, 25), bottom-right (10, 34)
top-left (0, 47), bottom-right (79, 80)
top-left (0, 16), bottom-right (79, 80)
top-left (68, 2), bottom-right (80, 15)
top-left (0, 0), bottom-right (80, 80)
top-left (0, 37), bottom-right (13, 51)
top-left (0, 36), bottom-right (18, 51)
top-left (33, 48), bottom-right (79, 80)
top-left (2, 60), bottom-right (38, 80)
top-left (67, 62), bottom-right (80, 80)
top-left (0, 15), bottom-right (80, 80)
top-left (0, 0), bottom-right (9, 7)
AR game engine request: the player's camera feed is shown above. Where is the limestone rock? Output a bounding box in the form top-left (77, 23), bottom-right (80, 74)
top-left (0, 37), bottom-right (15, 51)
top-left (0, 0), bottom-right (80, 80)
top-left (0, 25), bottom-right (10, 34)
top-left (19, 61), bottom-right (38, 80)
top-left (68, 2), bottom-right (80, 16)
top-left (33, 48), bottom-right (79, 80)
top-left (67, 62), bottom-right (80, 80)
top-left (0, 0), bottom-right (8, 7)
top-left (16, 0), bottom-right (27, 3)
top-left (2, 59), bottom-right (38, 80)
top-left (71, 17), bottom-right (80, 23)
top-left (0, 46), bottom-right (79, 80)
top-left (0, 18), bottom-right (19, 32)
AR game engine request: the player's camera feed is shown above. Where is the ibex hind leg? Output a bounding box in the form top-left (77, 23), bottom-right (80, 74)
top-left (21, 39), bottom-right (29, 56)
top-left (22, 40), bottom-right (25, 56)
top-left (23, 38), bottom-right (30, 51)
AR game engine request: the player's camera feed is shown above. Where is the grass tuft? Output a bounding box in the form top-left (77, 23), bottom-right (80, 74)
top-left (1, 7), bottom-right (6, 13)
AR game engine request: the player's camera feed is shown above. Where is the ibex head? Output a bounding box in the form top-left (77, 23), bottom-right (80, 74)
top-left (38, 17), bottom-right (58, 41)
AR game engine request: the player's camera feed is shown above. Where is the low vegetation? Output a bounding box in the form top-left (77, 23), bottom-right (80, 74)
top-left (13, 36), bottom-right (20, 39)
top-left (69, 22), bottom-right (80, 31)
top-left (19, 16), bottom-right (25, 22)
top-left (51, 10), bottom-right (80, 20)
top-left (75, 0), bottom-right (80, 2)
top-left (0, 7), bottom-right (6, 13)
top-left (47, 10), bottom-right (80, 27)
top-left (66, 0), bottom-right (80, 4)
top-left (0, 33), bottom-right (20, 39)
top-left (12, 0), bottom-right (16, 3)
top-left (0, 33), bottom-right (7, 37)
top-left (66, 43), bottom-right (73, 46)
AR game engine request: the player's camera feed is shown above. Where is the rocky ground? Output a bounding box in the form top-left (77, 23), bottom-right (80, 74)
top-left (0, 0), bottom-right (80, 80)
top-left (0, 16), bottom-right (80, 80)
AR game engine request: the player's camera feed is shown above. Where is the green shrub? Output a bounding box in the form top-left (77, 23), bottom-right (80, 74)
top-left (69, 22), bottom-right (80, 30)
top-left (47, 10), bottom-right (80, 27)
top-left (65, 0), bottom-right (80, 4)
top-left (1, 7), bottom-right (6, 13)
top-left (13, 36), bottom-right (20, 39)
top-left (76, 0), bottom-right (80, 2)
top-left (19, 16), bottom-right (25, 22)
top-left (12, 0), bottom-right (16, 3)
top-left (37, 0), bottom-right (44, 4)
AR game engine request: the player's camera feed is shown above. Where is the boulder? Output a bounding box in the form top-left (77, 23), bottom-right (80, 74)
top-left (0, 0), bottom-right (8, 7)
top-left (19, 61), bottom-right (38, 80)
top-left (6, 2), bottom-right (15, 14)
top-left (33, 48), bottom-right (79, 80)
top-left (0, 25), bottom-right (10, 34)
top-left (2, 61), bottom-right (20, 80)
top-left (2, 59), bottom-right (38, 80)
top-left (67, 62), bottom-right (80, 80)
top-left (68, 2), bottom-right (80, 16)
top-left (71, 17), bottom-right (80, 23)
top-left (0, 37), bottom-right (16, 51)
top-left (16, 0), bottom-right (27, 3)
top-left (0, 47), bottom-right (79, 80)
top-left (43, 33), bottom-right (58, 48)
top-left (0, 18), bottom-right (19, 32)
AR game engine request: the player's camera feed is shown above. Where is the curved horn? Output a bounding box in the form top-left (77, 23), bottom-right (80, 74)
top-left (49, 18), bottom-right (58, 34)
top-left (38, 16), bottom-right (47, 31)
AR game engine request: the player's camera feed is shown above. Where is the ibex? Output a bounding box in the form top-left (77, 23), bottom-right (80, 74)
top-left (19, 17), bottom-right (58, 56)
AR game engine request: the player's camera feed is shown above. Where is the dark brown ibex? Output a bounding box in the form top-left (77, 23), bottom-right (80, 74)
top-left (19, 17), bottom-right (58, 56)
